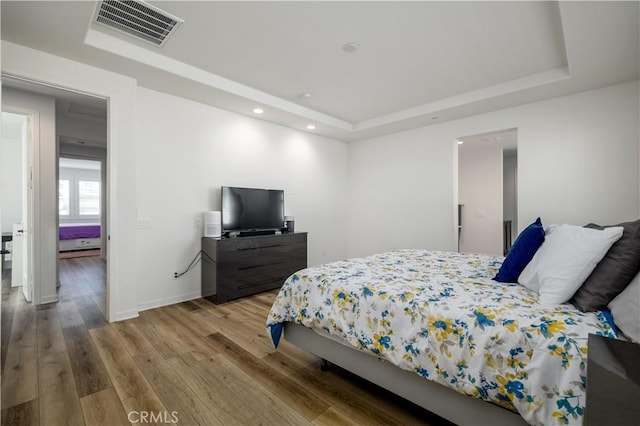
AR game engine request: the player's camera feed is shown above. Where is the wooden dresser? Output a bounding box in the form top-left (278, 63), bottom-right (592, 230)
top-left (201, 232), bottom-right (307, 304)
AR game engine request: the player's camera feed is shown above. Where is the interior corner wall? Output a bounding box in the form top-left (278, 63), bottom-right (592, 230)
top-left (2, 41), bottom-right (139, 321)
top-left (347, 80), bottom-right (639, 258)
top-left (2, 87), bottom-right (57, 304)
top-left (135, 87), bottom-right (348, 310)
top-left (347, 127), bottom-right (457, 258)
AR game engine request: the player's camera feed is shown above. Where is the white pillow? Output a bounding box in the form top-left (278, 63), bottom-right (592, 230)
top-left (518, 224), bottom-right (623, 305)
top-left (608, 271), bottom-right (640, 343)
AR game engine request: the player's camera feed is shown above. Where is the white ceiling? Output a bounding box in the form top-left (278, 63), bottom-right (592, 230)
top-left (1, 1), bottom-right (638, 142)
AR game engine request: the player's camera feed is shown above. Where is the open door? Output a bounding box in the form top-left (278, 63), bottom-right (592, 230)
top-left (2, 111), bottom-right (34, 302)
top-left (10, 224), bottom-right (23, 287)
top-left (21, 114), bottom-right (34, 302)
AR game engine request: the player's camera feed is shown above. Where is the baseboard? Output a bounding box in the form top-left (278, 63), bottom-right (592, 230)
top-left (137, 291), bottom-right (202, 312)
top-left (40, 294), bottom-right (59, 304)
top-left (113, 309), bottom-right (140, 322)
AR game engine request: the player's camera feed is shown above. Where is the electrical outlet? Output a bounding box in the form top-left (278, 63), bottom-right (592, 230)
top-left (195, 217), bottom-right (202, 228)
top-left (137, 217), bottom-right (153, 229)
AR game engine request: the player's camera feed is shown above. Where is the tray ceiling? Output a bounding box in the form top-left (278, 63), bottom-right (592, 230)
top-left (1, 1), bottom-right (638, 142)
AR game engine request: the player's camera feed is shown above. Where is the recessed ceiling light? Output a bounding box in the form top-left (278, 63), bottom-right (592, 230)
top-left (457, 140), bottom-right (464, 145)
top-left (342, 42), bottom-right (360, 53)
top-left (299, 92), bottom-right (312, 101)
top-left (252, 108), bottom-right (264, 114)
top-left (306, 124), bottom-right (316, 130)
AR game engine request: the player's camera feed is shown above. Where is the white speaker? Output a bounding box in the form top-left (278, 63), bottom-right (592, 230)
top-left (204, 211), bottom-right (221, 237)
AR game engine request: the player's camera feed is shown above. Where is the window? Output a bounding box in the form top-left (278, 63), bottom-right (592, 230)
top-left (58, 158), bottom-right (102, 219)
top-left (59, 179), bottom-right (70, 216)
top-left (78, 180), bottom-right (100, 216)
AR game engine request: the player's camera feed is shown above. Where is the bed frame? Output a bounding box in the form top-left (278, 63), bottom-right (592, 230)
top-left (59, 223), bottom-right (101, 252)
top-left (283, 322), bottom-right (528, 426)
top-left (59, 237), bottom-right (101, 252)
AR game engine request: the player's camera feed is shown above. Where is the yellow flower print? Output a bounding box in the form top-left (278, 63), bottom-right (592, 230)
top-left (503, 319), bottom-right (519, 333)
top-left (428, 315), bottom-right (453, 341)
top-left (372, 333), bottom-right (391, 353)
top-left (332, 289), bottom-right (351, 308)
top-left (547, 320), bottom-right (566, 334)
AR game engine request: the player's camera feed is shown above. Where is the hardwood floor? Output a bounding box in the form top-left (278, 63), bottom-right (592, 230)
top-left (1, 257), bottom-right (451, 426)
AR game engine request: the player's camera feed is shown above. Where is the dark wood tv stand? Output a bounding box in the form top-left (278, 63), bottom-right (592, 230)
top-left (201, 232), bottom-right (307, 304)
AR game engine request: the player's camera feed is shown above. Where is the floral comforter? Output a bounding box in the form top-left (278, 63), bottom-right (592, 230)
top-left (266, 250), bottom-right (616, 426)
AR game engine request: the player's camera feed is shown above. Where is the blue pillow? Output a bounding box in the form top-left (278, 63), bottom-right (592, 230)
top-left (494, 217), bottom-right (545, 282)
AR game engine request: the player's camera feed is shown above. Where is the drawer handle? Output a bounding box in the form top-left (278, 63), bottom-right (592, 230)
top-left (238, 259), bottom-right (292, 270)
top-left (237, 241), bottom-right (303, 251)
top-left (238, 280), bottom-right (281, 290)
top-left (238, 244), bottom-right (281, 251)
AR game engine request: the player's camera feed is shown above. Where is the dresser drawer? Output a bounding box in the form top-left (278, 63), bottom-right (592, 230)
top-left (218, 233), bottom-right (306, 252)
top-left (218, 241), bottom-right (306, 265)
top-left (217, 250), bottom-right (306, 301)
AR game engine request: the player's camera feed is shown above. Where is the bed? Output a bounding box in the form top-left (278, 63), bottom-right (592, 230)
top-left (266, 250), bottom-right (618, 426)
top-left (59, 222), bottom-right (101, 251)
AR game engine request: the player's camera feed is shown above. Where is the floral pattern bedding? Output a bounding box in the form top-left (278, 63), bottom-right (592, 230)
top-left (266, 250), bottom-right (616, 426)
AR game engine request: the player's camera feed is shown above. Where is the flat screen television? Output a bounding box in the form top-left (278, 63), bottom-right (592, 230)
top-left (221, 186), bottom-right (284, 232)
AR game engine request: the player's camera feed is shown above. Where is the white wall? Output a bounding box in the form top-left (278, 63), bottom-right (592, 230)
top-left (1, 132), bottom-right (23, 233)
top-left (517, 82), bottom-right (639, 228)
top-left (348, 80), bottom-right (639, 257)
top-left (347, 129), bottom-right (456, 257)
top-left (458, 142), bottom-right (503, 256)
top-left (136, 88), bottom-right (348, 310)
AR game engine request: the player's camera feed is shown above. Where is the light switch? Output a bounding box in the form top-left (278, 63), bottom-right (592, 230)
top-left (137, 218), bottom-right (153, 229)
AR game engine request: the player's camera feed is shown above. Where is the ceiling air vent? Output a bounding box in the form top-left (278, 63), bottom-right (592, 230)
top-left (93, 0), bottom-right (184, 47)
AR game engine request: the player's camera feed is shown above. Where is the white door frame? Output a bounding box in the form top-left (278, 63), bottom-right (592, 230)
top-left (2, 41), bottom-right (140, 322)
top-left (2, 107), bottom-right (37, 303)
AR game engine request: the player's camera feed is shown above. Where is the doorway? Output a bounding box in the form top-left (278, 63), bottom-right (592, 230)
top-left (457, 129), bottom-right (518, 256)
top-left (57, 156), bottom-right (107, 317)
top-left (1, 111), bottom-right (33, 302)
top-left (2, 79), bottom-right (109, 320)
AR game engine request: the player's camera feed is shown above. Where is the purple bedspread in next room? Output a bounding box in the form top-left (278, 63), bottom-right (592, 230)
top-left (59, 224), bottom-right (101, 240)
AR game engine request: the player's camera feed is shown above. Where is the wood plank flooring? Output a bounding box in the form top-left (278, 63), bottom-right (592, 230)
top-left (1, 257), bottom-right (452, 425)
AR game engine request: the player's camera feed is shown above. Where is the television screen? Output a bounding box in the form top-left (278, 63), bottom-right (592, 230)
top-left (221, 186), bottom-right (284, 232)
